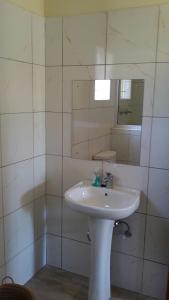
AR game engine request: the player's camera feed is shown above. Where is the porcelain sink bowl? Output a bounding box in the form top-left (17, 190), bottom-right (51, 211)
top-left (64, 181), bottom-right (140, 220)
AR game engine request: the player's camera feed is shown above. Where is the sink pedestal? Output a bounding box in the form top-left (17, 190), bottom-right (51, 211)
top-left (88, 217), bottom-right (114, 300)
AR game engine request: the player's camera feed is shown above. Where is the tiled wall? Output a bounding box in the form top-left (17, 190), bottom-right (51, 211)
top-left (45, 5), bottom-right (169, 300)
top-left (0, 1), bottom-right (46, 283)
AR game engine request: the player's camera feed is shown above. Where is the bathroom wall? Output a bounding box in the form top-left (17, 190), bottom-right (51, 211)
top-left (45, 5), bottom-right (169, 300)
top-left (0, 0), bottom-right (46, 284)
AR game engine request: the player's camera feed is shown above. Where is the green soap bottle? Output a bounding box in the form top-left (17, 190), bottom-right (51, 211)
top-left (92, 171), bottom-right (101, 187)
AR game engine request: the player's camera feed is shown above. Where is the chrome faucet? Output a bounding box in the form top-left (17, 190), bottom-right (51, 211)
top-left (102, 172), bottom-right (113, 189)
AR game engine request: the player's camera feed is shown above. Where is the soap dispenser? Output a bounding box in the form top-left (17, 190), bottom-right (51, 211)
top-left (92, 169), bottom-right (102, 187)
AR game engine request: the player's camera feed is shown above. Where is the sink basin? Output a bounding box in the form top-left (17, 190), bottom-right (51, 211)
top-left (65, 181), bottom-right (140, 220)
top-left (64, 180), bottom-right (140, 300)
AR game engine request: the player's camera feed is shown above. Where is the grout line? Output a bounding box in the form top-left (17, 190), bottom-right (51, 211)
top-left (0, 154), bottom-right (46, 169)
top-left (45, 16), bottom-right (48, 267)
top-left (31, 12), bottom-right (36, 214)
top-left (0, 111), bottom-right (45, 115)
top-left (3, 199), bottom-right (35, 219)
top-left (46, 61), bottom-right (169, 67)
top-left (72, 133), bottom-right (112, 146)
top-left (4, 235), bottom-right (46, 266)
top-left (0, 55), bottom-right (45, 67)
top-left (0, 55), bottom-right (169, 69)
top-left (61, 15), bottom-right (64, 270)
top-left (46, 233), bottom-right (169, 268)
top-left (141, 6), bottom-right (161, 292)
top-left (0, 115), bottom-right (7, 277)
top-left (104, 12), bottom-right (108, 78)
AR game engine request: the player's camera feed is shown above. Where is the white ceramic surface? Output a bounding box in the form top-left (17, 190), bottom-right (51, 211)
top-left (64, 181), bottom-right (140, 300)
top-left (65, 181), bottom-right (140, 220)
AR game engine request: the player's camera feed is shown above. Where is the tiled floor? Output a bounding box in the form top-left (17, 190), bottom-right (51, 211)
top-left (26, 266), bottom-right (156, 300)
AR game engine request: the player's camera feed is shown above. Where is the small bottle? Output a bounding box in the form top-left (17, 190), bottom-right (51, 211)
top-left (92, 170), bottom-right (101, 187)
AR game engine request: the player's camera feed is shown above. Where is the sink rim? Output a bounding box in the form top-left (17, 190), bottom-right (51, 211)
top-left (64, 180), bottom-right (140, 220)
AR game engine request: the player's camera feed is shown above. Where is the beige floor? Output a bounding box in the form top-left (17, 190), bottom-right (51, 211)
top-left (26, 266), bottom-right (156, 300)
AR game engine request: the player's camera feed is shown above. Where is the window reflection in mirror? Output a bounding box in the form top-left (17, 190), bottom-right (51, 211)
top-left (94, 80), bottom-right (111, 100)
top-left (118, 79), bottom-right (144, 126)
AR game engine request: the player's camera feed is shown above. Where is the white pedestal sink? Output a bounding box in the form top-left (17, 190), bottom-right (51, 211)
top-left (64, 181), bottom-right (140, 300)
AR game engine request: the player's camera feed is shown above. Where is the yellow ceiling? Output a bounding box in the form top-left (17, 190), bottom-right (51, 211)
top-left (6, 0), bottom-right (169, 16)
top-left (8, 0), bottom-right (44, 15)
top-left (45, 0), bottom-right (169, 16)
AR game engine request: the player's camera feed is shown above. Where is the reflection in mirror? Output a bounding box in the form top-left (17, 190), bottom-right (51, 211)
top-left (118, 79), bottom-right (144, 125)
top-left (72, 80), bottom-right (144, 166)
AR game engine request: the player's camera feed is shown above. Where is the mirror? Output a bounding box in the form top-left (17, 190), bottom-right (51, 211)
top-left (71, 79), bottom-right (144, 166)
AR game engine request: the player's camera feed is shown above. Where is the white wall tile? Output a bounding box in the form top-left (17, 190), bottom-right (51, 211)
top-left (47, 234), bottom-right (61, 268)
top-left (145, 216), bottom-right (169, 264)
top-left (140, 117), bottom-right (152, 166)
top-left (6, 237), bottom-right (46, 285)
top-left (46, 112), bottom-right (62, 155)
top-left (46, 155), bottom-right (62, 196)
top-left (106, 64), bottom-right (155, 117)
top-left (111, 252), bottom-right (143, 293)
top-left (33, 65), bottom-right (45, 112)
top-left (72, 141), bottom-right (89, 160)
top-left (107, 7), bottom-right (158, 64)
top-left (63, 157), bottom-right (102, 193)
top-left (46, 67), bottom-right (62, 112)
top-left (142, 260), bottom-right (168, 300)
top-left (34, 196), bottom-right (46, 239)
top-left (5, 203), bottom-right (34, 261)
top-left (157, 5), bottom-right (169, 62)
top-left (0, 218), bottom-right (4, 267)
top-left (2, 159), bottom-right (34, 216)
top-left (6, 243), bottom-right (34, 284)
top-left (0, 1), bottom-right (32, 62)
top-left (32, 14), bottom-right (45, 65)
top-left (111, 134), bottom-right (129, 162)
top-left (112, 213), bottom-right (146, 258)
top-left (1, 113), bottom-right (33, 165)
top-left (45, 17), bottom-right (62, 66)
top-left (0, 59), bottom-right (32, 113)
top-left (63, 66), bottom-right (105, 112)
top-left (0, 266), bottom-right (5, 282)
top-left (34, 112), bottom-right (46, 157)
top-left (63, 201), bottom-right (89, 243)
top-left (34, 156), bottom-right (46, 199)
top-left (88, 108), bottom-right (113, 139)
top-left (73, 80), bottom-right (90, 109)
top-left (73, 109), bottom-right (89, 144)
top-left (34, 236), bottom-right (46, 272)
top-left (62, 238), bottom-right (90, 277)
top-left (103, 162), bottom-right (148, 213)
top-left (128, 135), bottom-right (141, 164)
top-left (89, 135), bottom-right (111, 160)
top-left (148, 168), bottom-right (169, 219)
top-left (154, 63), bottom-right (169, 117)
top-left (0, 170), bottom-right (3, 218)
top-left (63, 113), bottom-right (72, 157)
top-left (63, 13), bottom-right (106, 65)
top-left (46, 196), bottom-right (62, 236)
top-left (150, 118), bottom-right (169, 169)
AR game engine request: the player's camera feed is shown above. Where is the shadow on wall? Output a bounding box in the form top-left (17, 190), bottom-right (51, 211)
top-left (4, 182), bottom-right (46, 284)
